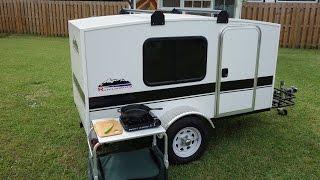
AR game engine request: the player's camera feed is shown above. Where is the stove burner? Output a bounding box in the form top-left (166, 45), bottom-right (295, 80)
top-left (120, 112), bottom-right (161, 132)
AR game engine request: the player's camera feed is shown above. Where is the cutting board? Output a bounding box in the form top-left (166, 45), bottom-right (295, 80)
top-left (93, 119), bottom-right (123, 138)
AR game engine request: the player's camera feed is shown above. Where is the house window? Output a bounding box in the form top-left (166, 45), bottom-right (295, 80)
top-left (215, 0), bottom-right (235, 18)
top-left (163, 0), bottom-right (180, 7)
top-left (143, 37), bottom-right (207, 86)
top-left (184, 0), bottom-right (212, 8)
top-left (162, 0), bottom-right (211, 8)
top-left (276, 0), bottom-right (318, 2)
top-left (246, 0), bottom-right (263, 2)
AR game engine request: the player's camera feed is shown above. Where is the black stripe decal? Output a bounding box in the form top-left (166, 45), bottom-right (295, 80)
top-left (221, 79), bottom-right (254, 91)
top-left (89, 83), bottom-right (215, 109)
top-left (89, 93), bottom-right (215, 112)
top-left (73, 74), bottom-right (85, 104)
top-left (257, 76), bottom-right (273, 86)
top-left (220, 76), bottom-right (273, 92)
top-left (89, 76), bottom-right (273, 110)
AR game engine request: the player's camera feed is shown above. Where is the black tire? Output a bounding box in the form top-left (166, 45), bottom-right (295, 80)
top-left (166, 116), bottom-right (210, 164)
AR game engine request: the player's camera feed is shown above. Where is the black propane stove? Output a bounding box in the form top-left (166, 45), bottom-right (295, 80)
top-left (118, 104), bottom-right (161, 132)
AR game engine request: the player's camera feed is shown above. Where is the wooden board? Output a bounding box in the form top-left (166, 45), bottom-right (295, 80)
top-left (0, 1), bottom-right (320, 49)
top-left (241, 2), bottom-right (320, 49)
top-left (93, 119), bottom-right (123, 138)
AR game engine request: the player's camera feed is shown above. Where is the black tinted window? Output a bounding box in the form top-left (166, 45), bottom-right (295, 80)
top-left (143, 37), bottom-right (207, 86)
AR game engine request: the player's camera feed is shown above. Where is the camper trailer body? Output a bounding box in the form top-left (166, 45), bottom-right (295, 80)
top-left (69, 13), bottom-right (280, 163)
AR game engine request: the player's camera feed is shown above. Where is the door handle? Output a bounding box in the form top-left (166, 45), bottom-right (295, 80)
top-left (222, 68), bottom-right (228, 78)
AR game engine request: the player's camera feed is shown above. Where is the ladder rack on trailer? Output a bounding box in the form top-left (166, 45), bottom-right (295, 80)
top-left (272, 81), bottom-right (298, 115)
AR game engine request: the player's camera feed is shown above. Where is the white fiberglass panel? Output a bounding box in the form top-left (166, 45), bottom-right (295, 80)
top-left (220, 27), bottom-right (259, 82)
top-left (255, 86), bottom-right (273, 110)
top-left (219, 90), bottom-right (253, 114)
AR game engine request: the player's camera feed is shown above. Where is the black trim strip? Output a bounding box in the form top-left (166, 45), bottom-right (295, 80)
top-left (221, 79), bottom-right (254, 91)
top-left (89, 76), bottom-right (274, 110)
top-left (73, 74), bottom-right (85, 104)
top-left (220, 83), bottom-right (273, 94)
top-left (89, 93), bottom-right (215, 112)
top-left (258, 76), bottom-right (273, 86)
top-left (220, 76), bottom-right (273, 92)
top-left (89, 83), bottom-right (215, 110)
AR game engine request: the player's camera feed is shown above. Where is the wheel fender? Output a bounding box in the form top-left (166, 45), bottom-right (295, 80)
top-left (159, 106), bottom-right (215, 130)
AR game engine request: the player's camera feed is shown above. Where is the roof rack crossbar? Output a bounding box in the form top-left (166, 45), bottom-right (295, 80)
top-left (120, 9), bottom-right (156, 14)
top-left (120, 8), bottom-right (222, 16)
top-left (169, 8), bottom-right (222, 15)
top-left (119, 8), bottom-right (229, 23)
top-left (120, 8), bottom-right (178, 14)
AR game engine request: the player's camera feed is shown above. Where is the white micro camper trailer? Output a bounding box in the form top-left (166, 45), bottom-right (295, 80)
top-left (69, 10), bottom-right (295, 165)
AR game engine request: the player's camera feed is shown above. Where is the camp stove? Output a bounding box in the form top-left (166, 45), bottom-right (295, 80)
top-left (120, 112), bottom-right (161, 132)
top-left (118, 104), bottom-right (161, 132)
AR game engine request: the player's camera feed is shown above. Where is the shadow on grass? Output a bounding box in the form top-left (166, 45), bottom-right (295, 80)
top-left (211, 113), bottom-right (266, 137)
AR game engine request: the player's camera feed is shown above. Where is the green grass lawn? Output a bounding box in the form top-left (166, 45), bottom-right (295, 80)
top-left (0, 35), bottom-right (319, 179)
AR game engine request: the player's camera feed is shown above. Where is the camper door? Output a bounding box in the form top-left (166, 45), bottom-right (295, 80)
top-left (215, 26), bottom-right (261, 117)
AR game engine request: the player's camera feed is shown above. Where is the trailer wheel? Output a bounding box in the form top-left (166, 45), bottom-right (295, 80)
top-left (167, 116), bottom-right (209, 164)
